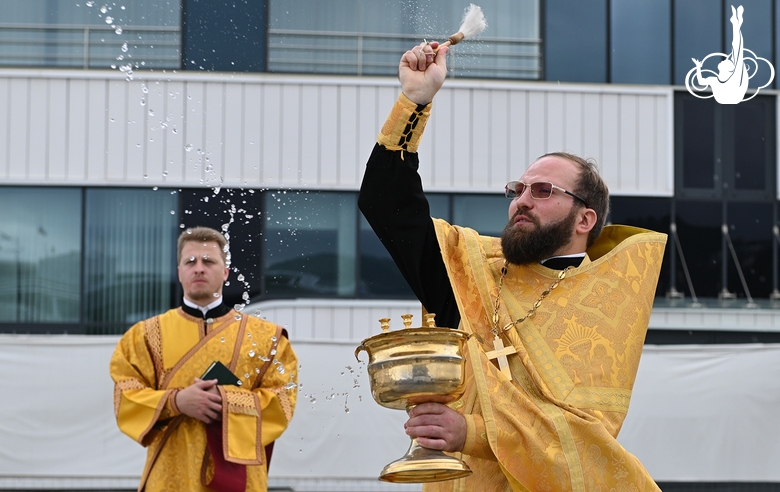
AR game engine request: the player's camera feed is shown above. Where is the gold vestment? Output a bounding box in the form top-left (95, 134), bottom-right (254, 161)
top-left (110, 308), bottom-right (297, 492)
top-left (425, 220), bottom-right (666, 492)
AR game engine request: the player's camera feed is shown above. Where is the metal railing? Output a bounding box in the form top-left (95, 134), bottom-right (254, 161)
top-left (268, 29), bottom-right (542, 79)
top-left (0, 23), bottom-right (181, 69)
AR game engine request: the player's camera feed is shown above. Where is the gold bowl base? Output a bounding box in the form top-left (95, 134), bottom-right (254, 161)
top-left (379, 440), bottom-right (472, 483)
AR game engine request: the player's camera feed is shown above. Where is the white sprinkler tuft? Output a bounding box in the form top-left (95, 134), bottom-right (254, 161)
top-left (458, 4), bottom-right (487, 40)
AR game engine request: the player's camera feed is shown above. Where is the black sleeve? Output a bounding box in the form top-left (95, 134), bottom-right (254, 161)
top-left (358, 143), bottom-right (461, 329)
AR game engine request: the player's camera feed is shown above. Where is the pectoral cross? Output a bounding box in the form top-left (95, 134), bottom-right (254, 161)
top-left (485, 335), bottom-right (517, 380)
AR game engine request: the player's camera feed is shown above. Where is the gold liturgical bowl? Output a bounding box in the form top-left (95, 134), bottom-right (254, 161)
top-left (355, 313), bottom-right (472, 483)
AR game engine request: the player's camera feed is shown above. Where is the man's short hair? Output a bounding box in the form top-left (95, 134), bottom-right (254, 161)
top-left (177, 226), bottom-right (229, 265)
top-left (538, 152), bottom-right (610, 247)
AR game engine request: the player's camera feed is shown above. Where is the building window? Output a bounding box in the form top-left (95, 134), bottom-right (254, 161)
top-left (0, 187), bottom-right (81, 326)
top-left (263, 191), bottom-right (358, 298)
top-left (674, 0), bottom-right (722, 86)
top-left (544, 0), bottom-right (607, 83)
top-left (675, 92), bottom-right (775, 200)
top-left (0, 0), bottom-right (182, 69)
top-left (610, 0), bottom-right (670, 84)
top-left (268, 0), bottom-right (540, 79)
top-left (83, 188), bottom-right (178, 334)
top-left (452, 194), bottom-right (507, 236)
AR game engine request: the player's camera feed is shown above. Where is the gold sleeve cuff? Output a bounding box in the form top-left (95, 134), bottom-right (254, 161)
top-left (377, 93), bottom-right (432, 153)
top-left (165, 389), bottom-right (181, 417)
top-left (461, 414), bottom-right (497, 461)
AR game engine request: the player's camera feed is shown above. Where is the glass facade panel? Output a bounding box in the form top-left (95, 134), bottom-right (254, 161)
top-left (0, 187), bottom-right (81, 323)
top-left (725, 202), bottom-right (773, 298)
top-left (544, 0), bottom-right (607, 83)
top-left (264, 191), bottom-right (357, 297)
top-left (680, 95), bottom-right (717, 191)
top-left (733, 100), bottom-right (767, 190)
top-left (452, 194), bottom-right (507, 236)
top-left (83, 188), bottom-right (177, 333)
top-left (723, 0), bottom-right (773, 90)
top-left (610, 0), bottom-right (670, 84)
top-left (0, 0), bottom-right (181, 69)
top-left (674, 0), bottom-right (722, 86)
top-left (268, 0), bottom-right (540, 79)
top-left (674, 200), bottom-right (723, 298)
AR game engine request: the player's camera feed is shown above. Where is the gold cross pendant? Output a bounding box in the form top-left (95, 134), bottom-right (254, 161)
top-left (485, 335), bottom-right (517, 380)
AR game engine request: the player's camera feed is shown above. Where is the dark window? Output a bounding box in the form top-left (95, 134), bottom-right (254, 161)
top-left (263, 191), bottom-right (358, 298)
top-left (0, 187), bottom-right (81, 326)
top-left (725, 201), bottom-right (773, 299)
top-left (452, 194), bottom-right (507, 236)
top-left (724, 0), bottom-right (773, 90)
top-left (674, 0), bottom-right (722, 86)
top-left (610, 0), bottom-right (671, 84)
top-left (544, 0), bottom-right (607, 83)
top-left (673, 200), bottom-right (723, 299)
top-left (679, 95), bottom-right (717, 191)
top-left (83, 188), bottom-right (178, 334)
top-left (675, 92), bottom-right (775, 200)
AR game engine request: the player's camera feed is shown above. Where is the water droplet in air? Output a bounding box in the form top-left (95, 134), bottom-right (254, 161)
top-left (271, 336), bottom-right (278, 342)
top-left (237, 274), bottom-right (245, 282)
top-left (105, 16), bottom-right (113, 23)
top-left (148, 109), bottom-right (154, 116)
top-left (244, 373), bottom-right (250, 379)
top-left (234, 314), bottom-right (242, 320)
top-left (184, 143), bottom-right (193, 152)
top-left (270, 349), bottom-right (277, 356)
top-left (170, 210), bottom-right (175, 215)
top-left (86, 1), bottom-right (94, 6)
top-left (115, 26), bottom-right (123, 35)
top-left (276, 365), bottom-right (285, 374)
top-left (121, 43), bottom-right (128, 53)
top-left (220, 337), bottom-right (225, 343)
top-left (100, 5), bottom-right (107, 13)
top-left (248, 350), bottom-right (255, 357)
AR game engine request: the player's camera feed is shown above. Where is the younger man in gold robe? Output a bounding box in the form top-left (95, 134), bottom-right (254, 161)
top-left (110, 226), bottom-right (297, 492)
top-left (359, 42), bottom-right (665, 491)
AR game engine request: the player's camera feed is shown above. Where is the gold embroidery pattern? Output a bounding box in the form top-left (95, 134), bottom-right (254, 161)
top-left (227, 391), bottom-right (259, 417)
top-left (431, 220), bottom-right (665, 492)
top-left (114, 378), bottom-right (145, 415)
top-left (377, 94), bottom-right (431, 153)
top-left (582, 281), bottom-right (627, 318)
top-left (144, 316), bottom-right (167, 385)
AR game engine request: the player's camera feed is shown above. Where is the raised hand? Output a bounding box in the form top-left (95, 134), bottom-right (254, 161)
top-left (399, 41), bottom-right (449, 106)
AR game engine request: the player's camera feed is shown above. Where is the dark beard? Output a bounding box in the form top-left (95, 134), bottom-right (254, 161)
top-left (500, 207), bottom-right (578, 265)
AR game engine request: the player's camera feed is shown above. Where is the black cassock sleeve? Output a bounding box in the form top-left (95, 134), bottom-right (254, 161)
top-left (358, 143), bottom-right (461, 329)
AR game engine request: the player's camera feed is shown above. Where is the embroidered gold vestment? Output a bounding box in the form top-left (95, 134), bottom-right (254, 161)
top-left (110, 308), bottom-right (297, 492)
top-left (425, 220), bottom-right (666, 492)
